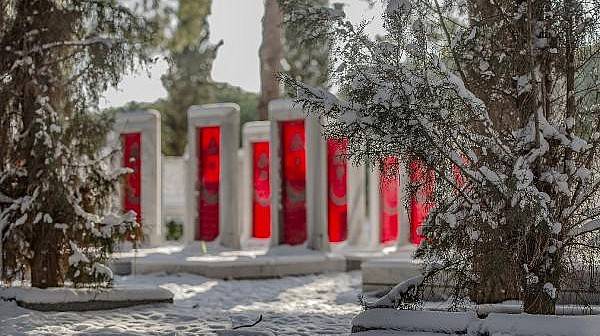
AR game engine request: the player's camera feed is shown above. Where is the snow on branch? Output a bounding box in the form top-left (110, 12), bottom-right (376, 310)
top-left (568, 220), bottom-right (600, 238)
top-left (367, 275), bottom-right (424, 309)
top-left (40, 36), bottom-right (122, 51)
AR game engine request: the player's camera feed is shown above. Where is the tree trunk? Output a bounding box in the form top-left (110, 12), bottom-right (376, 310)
top-left (12, 1), bottom-right (66, 288)
top-left (520, 222), bottom-right (560, 314)
top-left (258, 0), bottom-right (283, 120)
top-left (470, 250), bottom-right (520, 304)
top-left (30, 224), bottom-right (64, 288)
top-left (523, 287), bottom-right (556, 315)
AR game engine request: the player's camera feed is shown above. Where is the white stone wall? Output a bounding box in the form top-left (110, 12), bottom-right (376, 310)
top-left (113, 110), bottom-right (162, 246)
top-left (162, 156), bottom-right (186, 225)
top-left (268, 99), bottom-right (328, 251)
top-left (268, 100), bottom-right (374, 251)
top-left (185, 103), bottom-right (241, 248)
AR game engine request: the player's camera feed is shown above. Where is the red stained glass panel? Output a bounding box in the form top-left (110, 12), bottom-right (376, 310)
top-left (280, 121), bottom-right (307, 245)
top-left (327, 138), bottom-right (348, 243)
top-left (122, 133), bottom-right (142, 225)
top-left (197, 126), bottom-right (220, 241)
top-left (252, 141), bottom-right (271, 238)
top-left (380, 156), bottom-right (399, 244)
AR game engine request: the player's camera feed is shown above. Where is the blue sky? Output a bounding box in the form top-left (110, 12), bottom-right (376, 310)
top-left (100, 0), bottom-right (384, 108)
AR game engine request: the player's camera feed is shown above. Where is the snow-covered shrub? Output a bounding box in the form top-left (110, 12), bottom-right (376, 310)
top-left (368, 275), bottom-right (424, 310)
top-left (278, 0), bottom-right (600, 314)
top-left (0, 0), bottom-right (157, 288)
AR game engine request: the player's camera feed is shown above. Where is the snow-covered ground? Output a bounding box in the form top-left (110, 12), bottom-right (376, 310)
top-left (1, 271), bottom-right (362, 335)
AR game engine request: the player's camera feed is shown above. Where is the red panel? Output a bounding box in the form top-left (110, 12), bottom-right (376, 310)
top-left (380, 157), bottom-right (399, 244)
top-left (280, 121), bottom-right (307, 245)
top-left (409, 160), bottom-right (435, 244)
top-left (197, 126), bottom-right (220, 241)
top-left (122, 133), bottom-right (142, 226)
top-left (327, 138), bottom-right (348, 243)
top-left (252, 141), bottom-right (271, 238)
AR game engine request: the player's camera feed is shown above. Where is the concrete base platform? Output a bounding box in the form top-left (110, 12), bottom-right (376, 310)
top-left (112, 244), bottom-right (346, 279)
top-left (333, 245), bottom-right (417, 271)
top-left (361, 249), bottom-right (421, 293)
top-left (0, 286), bottom-right (173, 311)
top-left (341, 251), bottom-right (393, 271)
top-left (111, 244), bottom-right (421, 282)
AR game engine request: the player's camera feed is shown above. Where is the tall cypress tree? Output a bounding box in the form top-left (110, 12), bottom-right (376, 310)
top-left (0, 0), bottom-right (156, 288)
top-left (160, 0), bottom-right (221, 156)
top-left (258, 0), bottom-right (331, 120)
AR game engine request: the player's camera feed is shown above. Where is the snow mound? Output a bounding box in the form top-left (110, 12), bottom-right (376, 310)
top-left (2, 272), bottom-right (361, 335)
top-left (352, 308), bottom-right (600, 336)
top-left (216, 329), bottom-right (276, 336)
top-left (474, 313), bottom-right (600, 336)
top-left (368, 275), bottom-right (424, 308)
top-left (353, 308), bottom-right (475, 334)
top-left (0, 285), bottom-right (173, 311)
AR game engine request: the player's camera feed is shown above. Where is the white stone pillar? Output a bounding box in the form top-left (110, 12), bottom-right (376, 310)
top-left (238, 148), bottom-right (245, 242)
top-left (269, 100), bottom-right (369, 251)
top-left (398, 161), bottom-right (411, 247)
top-left (319, 120), bottom-right (367, 250)
top-left (185, 103), bottom-right (240, 249)
top-left (306, 109), bottom-right (329, 251)
top-left (241, 121), bottom-right (271, 248)
top-left (345, 163), bottom-right (368, 248)
top-left (367, 166), bottom-right (382, 249)
top-left (269, 99), bottom-right (329, 251)
top-left (113, 110), bottom-right (162, 246)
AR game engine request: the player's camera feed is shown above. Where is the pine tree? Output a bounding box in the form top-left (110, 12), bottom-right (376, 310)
top-left (279, 0), bottom-right (600, 314)
top-left (0, 0), bottom-right (156, 288)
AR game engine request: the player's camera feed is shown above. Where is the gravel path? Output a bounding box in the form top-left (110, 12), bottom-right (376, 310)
top-left (1, 271), bottom-right (362, 335)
